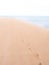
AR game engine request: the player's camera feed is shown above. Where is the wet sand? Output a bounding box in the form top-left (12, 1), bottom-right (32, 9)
top-left (0, 18), bottom-right (49, 65)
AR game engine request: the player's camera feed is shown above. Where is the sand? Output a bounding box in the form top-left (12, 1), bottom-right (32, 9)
top-left (0, 18), bottom-right (49, 65)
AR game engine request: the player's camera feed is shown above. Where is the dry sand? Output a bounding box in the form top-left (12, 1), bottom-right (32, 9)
top-left (0, 18), bottom-right (49, 65)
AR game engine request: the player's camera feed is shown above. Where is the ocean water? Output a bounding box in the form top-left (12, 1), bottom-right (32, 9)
top-left (0, 16), bottom-right (49, 28)
top-left (16, 16), bottom-right (49, 28)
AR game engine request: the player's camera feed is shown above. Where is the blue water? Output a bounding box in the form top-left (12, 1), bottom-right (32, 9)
top-left (16, 16), bottom-right (49, 28)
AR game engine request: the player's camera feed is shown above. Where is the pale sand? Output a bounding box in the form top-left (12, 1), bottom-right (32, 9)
top-left (0, 18), bottom-right (49, 65)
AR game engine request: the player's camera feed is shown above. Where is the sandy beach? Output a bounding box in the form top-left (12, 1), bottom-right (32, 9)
top-left (0, 18), bottom-right (49, 65)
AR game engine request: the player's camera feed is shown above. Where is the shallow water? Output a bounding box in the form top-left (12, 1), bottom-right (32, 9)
top-left (16, 16), bottom-right (49, 28)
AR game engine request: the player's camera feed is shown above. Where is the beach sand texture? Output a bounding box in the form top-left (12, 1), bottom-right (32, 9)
top-left (0, 18), bottom-right (49, 65)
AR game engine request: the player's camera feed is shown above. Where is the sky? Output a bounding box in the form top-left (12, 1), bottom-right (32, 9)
top-left (0, 0), bottom-right (49, 16)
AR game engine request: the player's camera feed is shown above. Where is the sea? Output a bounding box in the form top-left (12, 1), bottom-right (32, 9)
top-left (16, 16), bottom-right (49, 28)
top-left (0, 16), bottom-right (49, 28)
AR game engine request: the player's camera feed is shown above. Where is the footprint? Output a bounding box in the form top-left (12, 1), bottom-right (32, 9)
top-left (34, 53), bottom-right (40, 59)
top-left (28, 47), bottom-right (43, 65)
top-left (39, 62), bottom-right (42, 65)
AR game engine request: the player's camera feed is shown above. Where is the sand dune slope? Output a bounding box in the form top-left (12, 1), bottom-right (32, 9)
top-left (0, 18), bottom-right (49, 65)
